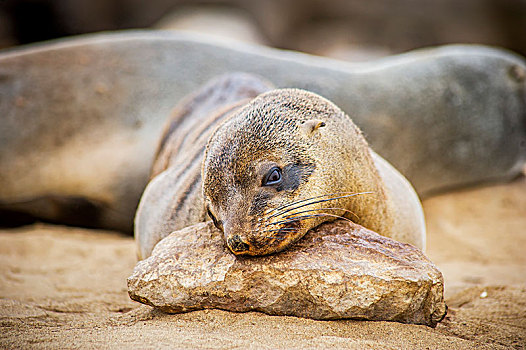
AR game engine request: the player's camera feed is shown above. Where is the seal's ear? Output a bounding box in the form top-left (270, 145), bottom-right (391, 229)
top-left (301, 119), bottom-right (326, 136)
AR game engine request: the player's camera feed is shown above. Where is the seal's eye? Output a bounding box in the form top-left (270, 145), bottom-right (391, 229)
top-left (263, 167), bottom-right (282, 186)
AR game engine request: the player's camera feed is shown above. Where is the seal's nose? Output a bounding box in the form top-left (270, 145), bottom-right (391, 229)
top-left (226, 235), bottom-right (250, 254)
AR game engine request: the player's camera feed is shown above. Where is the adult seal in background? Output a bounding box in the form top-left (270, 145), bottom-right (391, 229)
top-left (135, 73), bottom-right (425, 258)
top-left (1, 33), bottom-right (525, 232)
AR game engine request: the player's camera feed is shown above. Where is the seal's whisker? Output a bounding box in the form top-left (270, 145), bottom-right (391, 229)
top-left (261, 228), bottom-right (298, 233)
top-left (273, 212), bottom-right (353, 227)
top-left (282, 207), bottom-right (360, 221)
top-left (264, 191), bottom-right (363, 215)
top-left (287, 212), bottom-right (353, 222)
top-left (258, 236), bottom-right (287, 241)
top-left (266, 192), bottom-right (373, 222)
top-left (267, 215), bottom-right (316, 227)
top-left (267, 192), bottom-right (372, 219)
top-left (255, 227), bottom-right (300, 242)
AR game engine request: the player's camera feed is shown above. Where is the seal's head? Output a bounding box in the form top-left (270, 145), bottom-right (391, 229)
top-left (202, 89), bottom-right (380, 256)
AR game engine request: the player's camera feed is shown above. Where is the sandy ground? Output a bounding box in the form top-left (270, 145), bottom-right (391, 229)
top-left (1, 177), bottom-right (525, 349)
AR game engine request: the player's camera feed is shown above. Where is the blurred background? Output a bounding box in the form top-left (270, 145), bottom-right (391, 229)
top-left (1, 0), bottom-right (525, 60)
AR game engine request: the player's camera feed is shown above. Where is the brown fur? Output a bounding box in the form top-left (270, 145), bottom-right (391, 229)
top-left (136, 74), bottom-right (425, 259)
top-left (202, 89), bottom-right (424, 255)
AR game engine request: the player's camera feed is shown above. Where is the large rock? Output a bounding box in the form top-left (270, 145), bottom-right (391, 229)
top-left (127, 220), bottom-right (447, 327)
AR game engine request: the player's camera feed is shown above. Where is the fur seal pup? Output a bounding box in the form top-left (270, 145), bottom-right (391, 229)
top-left (135, 73), bottom-right (425, 258)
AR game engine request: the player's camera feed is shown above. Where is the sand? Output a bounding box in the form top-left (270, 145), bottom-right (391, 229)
top-left (1, 177), bottom-right (525, 349)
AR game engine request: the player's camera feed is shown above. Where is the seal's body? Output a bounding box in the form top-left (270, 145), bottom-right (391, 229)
top-left (2, 36), bottom-right (525, 232)
top-left (135, 73), bottom-right (425, 258)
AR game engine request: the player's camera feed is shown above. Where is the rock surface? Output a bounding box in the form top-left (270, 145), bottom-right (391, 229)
top-left (128, 220), bottom-right (446, 326)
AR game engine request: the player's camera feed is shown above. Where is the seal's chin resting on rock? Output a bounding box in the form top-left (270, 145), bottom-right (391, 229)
top-left (222, 193), bottom-right (371, 256)
top-left (209, 191), bottom-right (375, 256)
